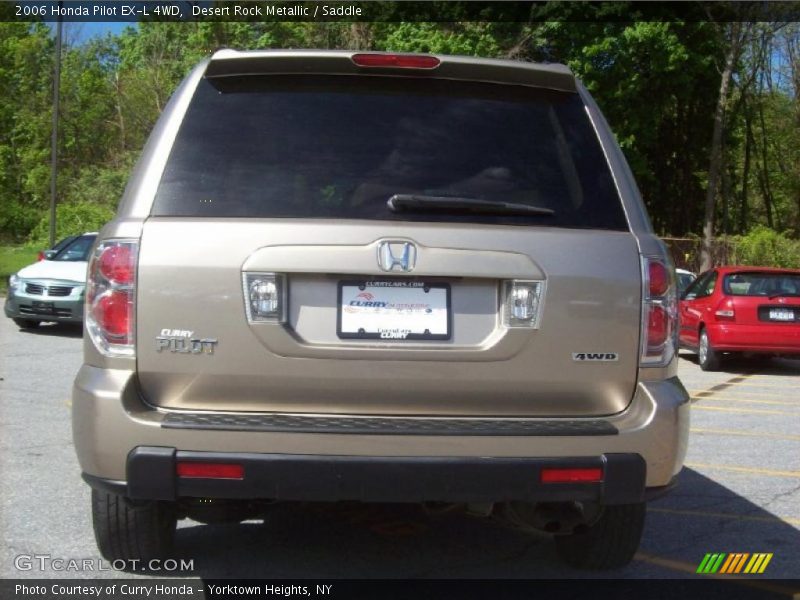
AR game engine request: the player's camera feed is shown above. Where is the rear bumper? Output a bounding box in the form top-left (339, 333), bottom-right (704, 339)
top-left (84, 448), bottom-right (650, 505)
top-left (72, 366), bottom-right (690, 499)
top-left (707, 323), bottom-right (800, 353)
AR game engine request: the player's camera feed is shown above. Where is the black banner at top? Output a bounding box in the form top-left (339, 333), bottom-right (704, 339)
top-left (4, 1), bottom-right (800, 23)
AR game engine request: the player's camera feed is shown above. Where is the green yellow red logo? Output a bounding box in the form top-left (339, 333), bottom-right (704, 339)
top-left (697, 553), bottom-right (773, 574)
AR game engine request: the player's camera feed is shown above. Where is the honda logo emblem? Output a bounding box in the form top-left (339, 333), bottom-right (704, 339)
top-left (377, 241), bottom-right (417, 272)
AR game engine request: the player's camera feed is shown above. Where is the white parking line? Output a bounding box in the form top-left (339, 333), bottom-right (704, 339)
top-left (691, 394), bottom-right (799, 406)
top-left (691, 428), bottom-right (800, 442)
top-left (692, 405), bottom-right (797, 416)
top-left (697, 389), bottom-right (800, 399)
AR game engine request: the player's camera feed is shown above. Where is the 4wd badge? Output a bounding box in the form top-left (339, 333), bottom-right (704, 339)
top-left (572, 353), bottom-right (619, 361)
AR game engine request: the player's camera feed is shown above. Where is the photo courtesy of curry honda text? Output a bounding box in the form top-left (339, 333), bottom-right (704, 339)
top-left (72, 50), bottom-right (689, 570)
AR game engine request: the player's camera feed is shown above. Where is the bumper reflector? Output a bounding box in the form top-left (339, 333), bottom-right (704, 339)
top-left (540, 467), bottom-right (603, 483)
top-left (176, 462), bottom-right (244, 480)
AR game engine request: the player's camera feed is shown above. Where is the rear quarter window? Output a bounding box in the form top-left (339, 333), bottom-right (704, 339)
top-left (153, 75), bottom-right (627, 230)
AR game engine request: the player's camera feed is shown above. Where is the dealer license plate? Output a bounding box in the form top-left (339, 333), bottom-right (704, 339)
top-left (338, 281), bottom-right (451, 340)
top-left (769, 308), bottom-right (795, 321)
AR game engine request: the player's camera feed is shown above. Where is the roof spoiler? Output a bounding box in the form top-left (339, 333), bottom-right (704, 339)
top-left (204, 49), bottom-right (577, 93)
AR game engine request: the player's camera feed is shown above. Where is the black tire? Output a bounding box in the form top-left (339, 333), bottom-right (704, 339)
top-left (12, 318), bottom-right (40, 329)
top-left (698, 328), bottom-right (721, 371)
top-left (91, 489), bottom-right (177, 562)
top-left (555, 502), bottom-right (646, 570)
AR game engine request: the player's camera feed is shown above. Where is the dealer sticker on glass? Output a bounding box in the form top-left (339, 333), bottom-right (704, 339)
top-left (338, 281), bottom-right (451, 340)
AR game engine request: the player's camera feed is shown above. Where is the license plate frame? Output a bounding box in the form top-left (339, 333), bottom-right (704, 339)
top-left (337, 280), bottom-right (451, 341)
top-left (769, 308), bottom-right (795, 322)
top-left (31, 300), bottom-right (55, 315)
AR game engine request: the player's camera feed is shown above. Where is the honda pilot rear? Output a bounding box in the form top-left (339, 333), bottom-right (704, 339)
top-left (73, 50), bottom-right (689, 570)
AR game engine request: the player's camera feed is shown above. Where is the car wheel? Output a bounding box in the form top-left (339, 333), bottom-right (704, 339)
top-left (554, 502), bottom-right (645, 569)
top-left (12, 318), bottom-right (40, 329)
top-left (92, 489), bottom-right (177, 562)
top-left (698, 328), bottom-right (721, 371)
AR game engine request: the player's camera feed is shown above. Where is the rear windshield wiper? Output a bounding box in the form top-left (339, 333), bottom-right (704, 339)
top-left (768, 292), bottom-right (800, 299)
top-left (387, 194), bottom-right (555, 217)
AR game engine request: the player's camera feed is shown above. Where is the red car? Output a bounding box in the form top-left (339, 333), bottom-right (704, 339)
top-left (679, 266), bottom-right (800, 370)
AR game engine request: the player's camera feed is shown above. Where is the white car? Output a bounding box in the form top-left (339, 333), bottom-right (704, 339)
top-left (4, 233), bottom-right (97, 328)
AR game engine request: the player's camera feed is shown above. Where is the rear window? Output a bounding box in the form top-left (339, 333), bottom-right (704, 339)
top-left (153, 75), bottom-right (627, 230)
top-left (724, 272), bottom-right (800, 297)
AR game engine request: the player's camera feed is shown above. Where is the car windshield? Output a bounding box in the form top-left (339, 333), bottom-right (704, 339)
top-left (52, 235), bottom-right (96, 262)
top-left (50, 235), bottom-right (78, 253)
top-left (152, 75), bottom-right (627, 230)
top-left (724, 272), bottom-right (800, 296)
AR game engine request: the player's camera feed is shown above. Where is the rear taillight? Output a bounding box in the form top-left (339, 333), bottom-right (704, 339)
top-left (715, 298), bottom-right (736, 321)
top-left (640, 257), bottom-right (677, 366)
top-left (98, 244), bottom-right (135, 285)
top-left (37, 251), bottom-right (45, 261)
top-left (86, 240), bottom-right (138, 357)
top-left (648, 261), bottom-right (670, 296)
top-left (647, 304), bottom-right (669, 347)
top-left (351, 53), bottom-right (440, 69)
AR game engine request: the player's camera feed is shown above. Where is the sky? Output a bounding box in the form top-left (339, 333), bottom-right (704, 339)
top-left (50, 21), bottom-right (131, 44)
top-left (75, 21), bottom-right (130, 39)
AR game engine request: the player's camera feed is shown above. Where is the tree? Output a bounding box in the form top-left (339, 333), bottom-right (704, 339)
top-left (0, 21), bottom-right (55, 239)
top-left (1, 15), bottom-right (797, 250)
top-left (700, 21), bottom-right (746, 272)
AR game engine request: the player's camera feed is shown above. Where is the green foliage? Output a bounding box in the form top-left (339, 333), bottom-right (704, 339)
top-left (0, 200), bottom-right (42, 242)
top-left (0, 244), bottom-right (38, 294)
top-left (526, 19), bottom-right (723, 236)
top-left (376, 22), bottom-right (503, 56)
top-left (0, 22), bottom-right (56, 233)
top-left (27, 201), bottom-right (114, 247)
top-left (732, 226), bottom-right (800, 268)
top-left (64, 161), bottom-right (133, 209)
top-left (729, 89), bottom-right (800, 237)
top-left (0, 17), bottom-right (797, 244)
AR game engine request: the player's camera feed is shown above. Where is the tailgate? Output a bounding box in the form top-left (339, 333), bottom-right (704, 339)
top-left (135, 219), bottom-right (642, 417)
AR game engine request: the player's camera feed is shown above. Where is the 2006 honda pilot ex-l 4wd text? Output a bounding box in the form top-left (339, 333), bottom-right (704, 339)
top-left (73, 50), bottom-right (689, 570)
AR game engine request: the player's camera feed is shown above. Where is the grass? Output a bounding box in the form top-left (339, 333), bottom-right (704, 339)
top-left (0, 245), bottom-right (39, 296)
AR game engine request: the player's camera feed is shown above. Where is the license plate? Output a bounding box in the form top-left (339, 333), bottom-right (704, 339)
top-left (338, 281), bottom-right (451, 340)
top-left (769, 308), bottom-right (795, 321)
top-left (31, 301), bottom-right (54, 315)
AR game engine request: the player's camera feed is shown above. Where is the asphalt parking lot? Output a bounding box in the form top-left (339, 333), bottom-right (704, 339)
top-left (1, 315), bottom-right (798, 585)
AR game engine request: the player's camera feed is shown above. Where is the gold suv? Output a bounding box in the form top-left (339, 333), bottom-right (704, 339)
top-left (73, 50), bottom-right (689, 570)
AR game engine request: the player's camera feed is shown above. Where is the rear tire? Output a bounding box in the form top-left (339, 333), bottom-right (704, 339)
top-left (555, 502), bottom-right (645, 570)
top-left (12, 318), bottom-right (40, 329)
top-left (698, 328), bottom-right (721, 371)
top-left (91, 489), bottom-right (177, 562)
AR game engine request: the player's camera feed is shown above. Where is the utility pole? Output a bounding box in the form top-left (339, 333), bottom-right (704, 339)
top-left (49, 4), bottom-right (63, 248)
